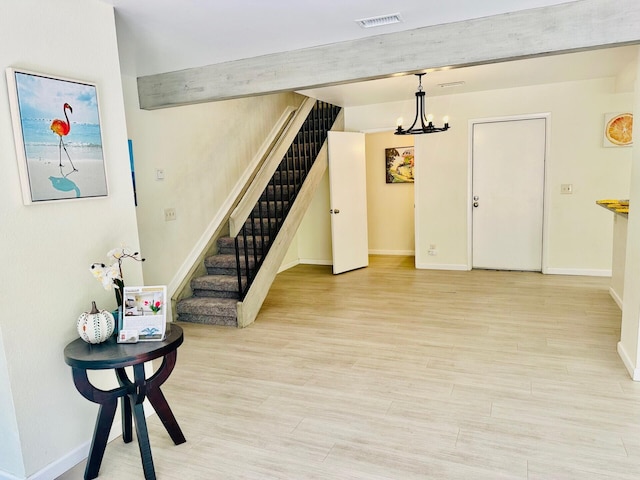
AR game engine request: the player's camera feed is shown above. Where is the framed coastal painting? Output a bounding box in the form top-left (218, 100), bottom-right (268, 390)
top-left (603, 112), bottom-right (633, 147)
top-left (6, 68), bottom-right (108, 205)
top-left (385, 146), bottom-right (414, 183)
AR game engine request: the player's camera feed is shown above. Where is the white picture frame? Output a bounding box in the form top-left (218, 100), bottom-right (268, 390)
top-left (121, 285), bottom-right (167, 341)
top-left (6, 68), bottom-right (109, 204)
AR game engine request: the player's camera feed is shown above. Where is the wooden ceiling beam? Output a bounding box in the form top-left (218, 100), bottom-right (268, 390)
top-left (137, 0), bottom-right (640, 110)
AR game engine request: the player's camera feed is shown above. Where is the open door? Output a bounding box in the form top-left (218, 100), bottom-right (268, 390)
top-left (328, 131), bottom-right (368, 274)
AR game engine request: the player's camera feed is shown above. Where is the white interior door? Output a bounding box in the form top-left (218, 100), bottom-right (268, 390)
top-left (328, 131), bottom-right (368, 274)
top-left (472, 118), bottom-right (546, 271)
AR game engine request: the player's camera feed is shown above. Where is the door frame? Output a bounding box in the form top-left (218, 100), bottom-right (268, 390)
top-left (466, 113), bottom-right (552, 272)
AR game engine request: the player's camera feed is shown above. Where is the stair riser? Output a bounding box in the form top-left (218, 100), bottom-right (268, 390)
top-left (205, 267), bottom-right (251, 276)
top-left (242, 224), bottom-right (278, 237)
top-left (217, 237), bottom-right (268, 254)
top-left (251, 202), bottom-right (289, 216)
top-left (218, 244), bottom-right (266, 256)
top-left (178, 314), bottom-right (237, 327)
top-left (218, 246), bottom-right (266, 256)
top-left (271, 171), bottom-right (303, 183)
top-left (260, 185), bottom-right (297, 201)
top-left (193, 289), bottom-right (239, 299)
top-left (204, 254), bottom-right (255, 271)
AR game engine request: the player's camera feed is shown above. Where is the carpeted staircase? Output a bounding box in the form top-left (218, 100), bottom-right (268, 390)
top-left (176, 101), bottom-right (340, 327)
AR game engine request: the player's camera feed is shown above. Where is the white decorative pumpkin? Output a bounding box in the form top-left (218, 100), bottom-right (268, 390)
top-left (77, 301), bottom-right (115, 344)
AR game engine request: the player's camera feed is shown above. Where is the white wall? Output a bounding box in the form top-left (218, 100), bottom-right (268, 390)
top-left (0, 1), bottom-right (144, 477)
top-left (365, 132), bottom-right (415, 255)
top-left (297, 172), bottom-right (333, 264)
top-left (619, 51), bottom-right (640, 379)
top-left (345, 77), bottom-right (634, 272)
top-left (120, 76), bottom-right (302, 307)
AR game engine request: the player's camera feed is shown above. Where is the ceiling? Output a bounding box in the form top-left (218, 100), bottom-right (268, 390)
top-left (102, 0), bottom-right (637, 107)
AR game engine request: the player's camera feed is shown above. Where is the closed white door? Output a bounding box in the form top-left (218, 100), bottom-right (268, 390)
top-left (328, 131), bottom-right (369, 274)
top-left (472, 118), bottom-right (546, 271)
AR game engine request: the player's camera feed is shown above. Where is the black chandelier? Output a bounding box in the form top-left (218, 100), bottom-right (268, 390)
top-left (395, 73), bottom-right (450, 135)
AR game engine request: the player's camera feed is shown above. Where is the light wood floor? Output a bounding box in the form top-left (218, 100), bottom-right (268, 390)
top-left (59, 256), bottom-right (640, 479)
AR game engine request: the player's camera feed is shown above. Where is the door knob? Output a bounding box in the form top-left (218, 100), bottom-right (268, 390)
top-left (330, 209), bottom-right (341, 214)
top-left (473, 202), bottom-right (479, 208)
top-left (473, 195), bottom-right (479, 201)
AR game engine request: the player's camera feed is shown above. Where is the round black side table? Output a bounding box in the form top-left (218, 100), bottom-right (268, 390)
top-left (64, 324), bottom-right (186, 480)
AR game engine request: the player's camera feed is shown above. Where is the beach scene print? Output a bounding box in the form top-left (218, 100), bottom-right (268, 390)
top-left (11, 71), bottom-right (108, 202)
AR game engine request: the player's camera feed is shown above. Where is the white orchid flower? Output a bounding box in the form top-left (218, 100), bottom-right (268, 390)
top-left (105, 263), bottom-right (122, 283)
top-left (90, 263), bottom-right (114, 290)
top-left (91, 247), bottom-right (144, 296)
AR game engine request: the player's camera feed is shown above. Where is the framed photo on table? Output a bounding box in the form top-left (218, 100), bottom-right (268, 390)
top-left (6, 68), bottom-right (108, 204)
top-left (121, 285), bottom-right (167, 341)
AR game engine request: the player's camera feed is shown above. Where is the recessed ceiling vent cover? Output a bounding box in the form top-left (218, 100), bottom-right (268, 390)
top-left (355, 13), bottom-right (403, 28)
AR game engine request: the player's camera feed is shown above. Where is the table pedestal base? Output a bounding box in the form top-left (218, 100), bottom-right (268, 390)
top-left (72, 350), bottom-right (185, 480)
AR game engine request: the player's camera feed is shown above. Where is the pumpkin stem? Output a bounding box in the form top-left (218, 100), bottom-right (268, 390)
top-left (90, 301), bottom-right (99, 315)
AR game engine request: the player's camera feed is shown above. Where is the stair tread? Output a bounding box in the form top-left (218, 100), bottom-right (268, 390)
top-left (204, 254), bottom-right (255, 267)
top-left (177, 315), bottom-right (237, 327)
top-left (217, 235), bottom-right (269, 245)
top-left (178, 297), bottom-right (237, 307)
top-left (192, 275), bottom-right (240, 288)
top-left (177, 297), bottom-right (237, 316)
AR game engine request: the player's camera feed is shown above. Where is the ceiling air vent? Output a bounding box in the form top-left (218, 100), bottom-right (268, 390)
top-left (355, 13), bottom-right (403, 29)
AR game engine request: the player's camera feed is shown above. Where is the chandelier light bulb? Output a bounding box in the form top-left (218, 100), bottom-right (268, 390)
top-left (396, 117), bottom-right (404, 127)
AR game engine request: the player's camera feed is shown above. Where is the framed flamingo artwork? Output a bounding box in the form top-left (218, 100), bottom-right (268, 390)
top-left (6, 68), bottom-right (108, 204)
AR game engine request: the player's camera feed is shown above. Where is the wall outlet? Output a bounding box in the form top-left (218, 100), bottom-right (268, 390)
top-left (164, 208), bottom-right (176, 221)
top-left (560, 184), bottom-right (573, 194)
top-left (156, 169), bottom-right (165, 180)
top-left (428, 249), bottom-right (438, 256)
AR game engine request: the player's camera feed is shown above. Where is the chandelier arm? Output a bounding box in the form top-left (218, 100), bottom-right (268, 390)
top-left (418, 92), bottom-right (428, 132)
top-left (405, 93), bottom-right (422, 133)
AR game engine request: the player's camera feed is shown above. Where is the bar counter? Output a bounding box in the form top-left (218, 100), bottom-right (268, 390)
top-left (597, 199), bottom-right (629, 308)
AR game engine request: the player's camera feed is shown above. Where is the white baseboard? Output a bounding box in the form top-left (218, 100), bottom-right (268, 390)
top-left (26, 440), bottom-right (91, 480)
top-left (544, 268), bottom-right (612, 277)
top-left (415, 263), bottom-right (470, 271)
top-left (0, 471), bottom-right (21, 480)
top-left (277, 259), bottom-right (300, 272)
top-left (368, 249), bottom-right (415, 255)
top-left (617, 342), bottom-right (640, 381)
top-left (609, 286), bottom-right (623, 310)
top-left (298, 258), bottom-right (332, 266)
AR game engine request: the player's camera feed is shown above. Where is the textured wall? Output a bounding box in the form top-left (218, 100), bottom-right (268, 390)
top-left (0, 0), bottom-right (144, 477)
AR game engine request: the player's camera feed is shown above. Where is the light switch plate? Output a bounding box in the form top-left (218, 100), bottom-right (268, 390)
top-left (560, 184), bottom-right (573, 194)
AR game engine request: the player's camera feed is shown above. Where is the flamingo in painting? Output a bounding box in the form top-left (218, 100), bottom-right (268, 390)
top-left (50, 103), bottom-right (77, 176)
